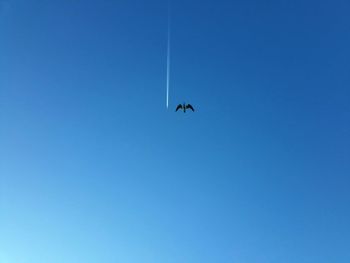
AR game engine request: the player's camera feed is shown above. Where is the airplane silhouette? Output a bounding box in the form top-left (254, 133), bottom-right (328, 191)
top-left (175, 103), bottom-right (195, 113)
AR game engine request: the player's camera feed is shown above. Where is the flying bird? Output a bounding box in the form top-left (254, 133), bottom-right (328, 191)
top-left (175, 103), bottom-right (195, 113)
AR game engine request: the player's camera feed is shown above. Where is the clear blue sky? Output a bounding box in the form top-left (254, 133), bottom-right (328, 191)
top-left (1, 0), bottom-right (349, 262)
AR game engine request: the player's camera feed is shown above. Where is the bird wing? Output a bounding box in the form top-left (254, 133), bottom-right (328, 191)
top-left (186, 104), bottom-right (195, 111)
top-left (175, 104), bottom-right (183, 111)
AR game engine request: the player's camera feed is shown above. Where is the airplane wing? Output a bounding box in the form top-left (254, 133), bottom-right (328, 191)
top-left (186, 104), bottom-right (195, 111)
top-left (175, 104), bottom-right (183, 111)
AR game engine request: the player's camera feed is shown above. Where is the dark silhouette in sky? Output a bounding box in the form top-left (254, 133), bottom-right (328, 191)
top-left (175, 103), bottom-right (195, 113)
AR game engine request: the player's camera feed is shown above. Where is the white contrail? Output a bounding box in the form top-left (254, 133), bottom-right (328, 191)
top-left (166, 5), bottom-right (170, 109)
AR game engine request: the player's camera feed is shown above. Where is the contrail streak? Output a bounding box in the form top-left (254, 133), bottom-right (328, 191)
top-left (166, 5), bottom-right (170, 109)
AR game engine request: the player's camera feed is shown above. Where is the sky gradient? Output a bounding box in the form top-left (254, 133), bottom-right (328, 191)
top-left (1, 0), bottom-right (350, 262)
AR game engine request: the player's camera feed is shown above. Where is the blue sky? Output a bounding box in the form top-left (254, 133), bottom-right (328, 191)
top-left (1, 0), bottom-right (349, 262)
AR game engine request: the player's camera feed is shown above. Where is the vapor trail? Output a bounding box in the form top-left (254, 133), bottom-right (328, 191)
top-left (166, 5), bottom-right (170, 109)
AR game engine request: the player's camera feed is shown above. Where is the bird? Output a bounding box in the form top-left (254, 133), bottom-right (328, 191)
top-left (175, 103), bottom-right (195, 113)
